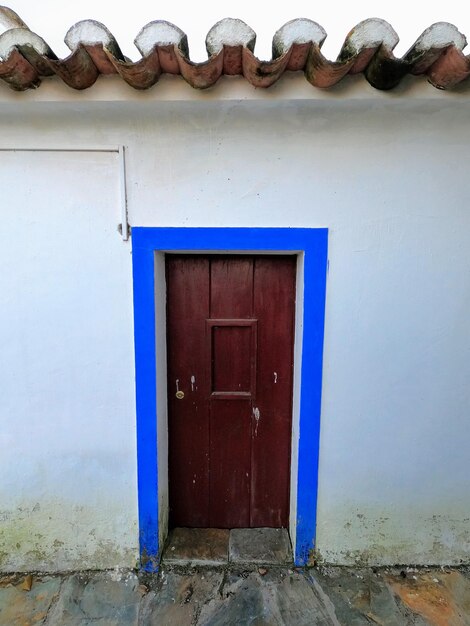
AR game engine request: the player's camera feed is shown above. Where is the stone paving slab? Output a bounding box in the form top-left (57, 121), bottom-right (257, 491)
top-left (312, 567), bottom-right (429, 625)
top-left (386, 568), bottom-right (470, 625)
top-left (44, 570), bottom-right (141, 625)
top-left (229, 528), bottom-right (292, 565)
top-left (0, 574), bottom-right (61, 626)
top-left (198, 568), bottom-right (338, 625)
top-left (139, 569), bottom-right (224, 625)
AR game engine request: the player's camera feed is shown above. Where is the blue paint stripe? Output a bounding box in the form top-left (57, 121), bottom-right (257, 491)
top-left (132, 227), bottom-right (325, 252)
top-left (132, 234), bottom-right (159, 571)
top-left (295, 233), bottom-right (328, 565)
top-left (131, 227), bottom-right (328, 568)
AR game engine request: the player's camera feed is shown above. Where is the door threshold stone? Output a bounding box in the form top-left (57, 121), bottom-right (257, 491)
top-left (163, 527), bottom-right (292, 566)
top-left (163, 528), bottom-right (229, 566)
top-left (229, 528), bottom-right (292, 565)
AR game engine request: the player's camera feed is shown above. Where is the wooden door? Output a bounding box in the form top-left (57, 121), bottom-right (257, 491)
top-left (166, 255), bottom-right (296, 528)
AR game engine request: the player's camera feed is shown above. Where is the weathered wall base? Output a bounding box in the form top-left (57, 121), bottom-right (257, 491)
top-left (317, 504), bottom-right (470, 566)
top-left (0, 501), bottom-right (138, 572)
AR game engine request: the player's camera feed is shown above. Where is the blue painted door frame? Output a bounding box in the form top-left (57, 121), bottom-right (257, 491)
top-left (132, 228), bottom-right (328, 570)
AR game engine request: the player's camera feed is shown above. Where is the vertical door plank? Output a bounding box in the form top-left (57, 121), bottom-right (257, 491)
top-left (167, 256), bottom-right (210, 527)
top-left (251, 256), bottom-right (296, 527)
top-left (209, 257), bottom-right (254, 526)
top-left (210, 257), bottom-right (253, 318)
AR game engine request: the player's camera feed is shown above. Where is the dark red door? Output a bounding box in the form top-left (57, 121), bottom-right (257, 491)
top-left (166, 255), bottom-right (296, 528)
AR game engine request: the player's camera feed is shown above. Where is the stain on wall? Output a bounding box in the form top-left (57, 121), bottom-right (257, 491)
top-left (316, 505), bottom-right (470, 565)
top-left (0, 501), bottom-right (138, 571)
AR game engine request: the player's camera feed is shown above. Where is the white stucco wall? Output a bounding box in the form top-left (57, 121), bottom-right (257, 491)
top-left (0, 76), bottom-right (469, 568)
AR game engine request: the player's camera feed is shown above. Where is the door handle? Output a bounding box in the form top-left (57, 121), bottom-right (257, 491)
top-left (175, 379), bottom-right (184, 399)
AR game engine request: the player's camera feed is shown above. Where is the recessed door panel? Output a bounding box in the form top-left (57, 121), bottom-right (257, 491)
top-left (212, 325), bottom-right (252, 393)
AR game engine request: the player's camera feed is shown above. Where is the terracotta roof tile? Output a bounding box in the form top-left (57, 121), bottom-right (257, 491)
top-left (0, 8), bottom-right (468, 92)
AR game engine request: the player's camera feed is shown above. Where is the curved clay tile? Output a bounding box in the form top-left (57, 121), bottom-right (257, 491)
top-left (0, 8), bottom-right (468, 92)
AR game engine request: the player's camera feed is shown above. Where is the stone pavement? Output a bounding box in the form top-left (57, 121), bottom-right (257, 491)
top-left (1, 565), bottom-right (469, 625)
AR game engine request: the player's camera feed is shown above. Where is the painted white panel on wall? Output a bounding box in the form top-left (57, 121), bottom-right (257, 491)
top-left (0, 150), bottom-right (138, 570)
